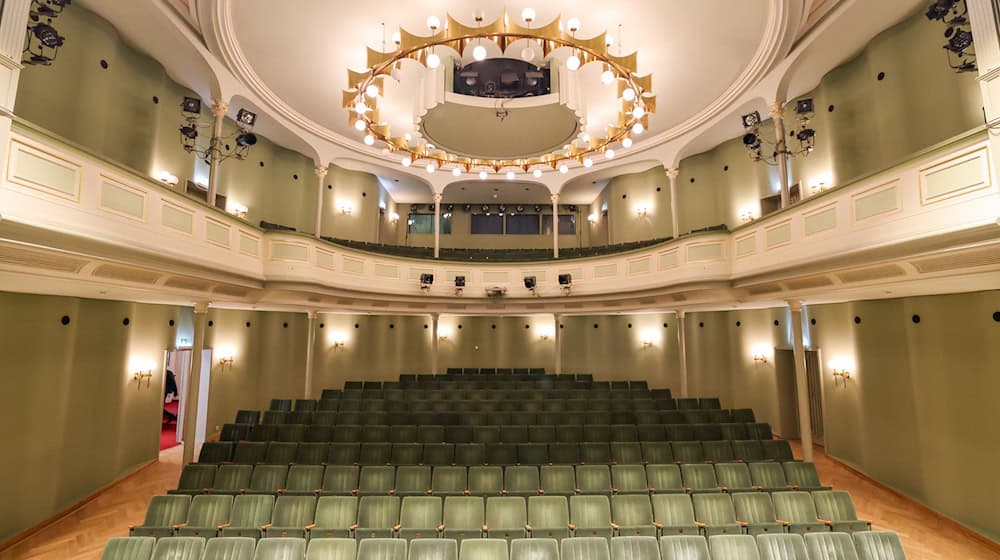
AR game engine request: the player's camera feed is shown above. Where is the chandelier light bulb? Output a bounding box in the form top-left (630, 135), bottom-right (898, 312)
top-left (605, 149), bottom-right (615, 159)
top-left (452, 167), bottom-right (462, 177)
top-left (426, 163), bottom-right (437, 173)
top-left (522, 7), bottom-right (536, 24)
top-left (583, 157), bottom-right (593, 168)
top-left (622, 137), bottom-right (633, 148)
top-left (506, 171), bottom-right (516, 180)
top-left (581, 132), bottom-right (591, 143)
top-left (622, 87), bottom-right (636, 102)
top-left (566, 17), bottom-right (581, 33)
top-left (363, 134), bottom-right (375, 146)
top-left (401, 155), bottom-right (412, 167)
top-left (391, 31), bottom-right (401, 45)
top-left (520, 46), bottom-right (536, 62)
top-left (404, 132), bottom-right (412, 142)
top-left (632, 122), bottom-right (645, 134)
top-left (566, 54), bottom-right (581, 71)
top-left (533, 169), bottom-right (542, 178)
top-left (632, 106), bottom-right (646, 119)
top-left (559, 164), bottom-right (569, 174)
top-left (354, 119), bottom-right (367, 131)
top-left (426, 52), bottom-right (441, 69)
top-left (354, 101), bottom-right (368, 115)
top-left (479, 171), bottom-right (488, 180)
top-left (605, 34), bottom-right (614, 47)
top-left (365, 84), bottom-right (380, 98)
top-left (601, 70), bottom-right (615, 85)
top-left (426, 15), bottom-right (441, 31)
top-left (472, 45), bottom-right (487, 61)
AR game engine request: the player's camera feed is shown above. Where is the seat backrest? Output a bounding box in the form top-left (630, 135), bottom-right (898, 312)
top-left (570, 495), bottom-right (612, 527)
top-left (186, 495), bottom-right (233, 528)
top-left (229, 494), bottom-right (274, 528)
top-left (611, 465), bottom-right (648, 493)
top-left (576, 465), bottom-right (612, 493)
top-left (707, 535), bottom-right (760, 560)
top-left (540, 465), bottom-right (576, 494)
top-left (253, 538), bottom-right (306, 560)
top-left (249, 465), bottom-right (289, 492)
top-left (459, 539), bottom-right (508, 560)
top-left (286, 465), bottom-right (325, 493)
top-left (396, 466), bottom-right (432, 494)
top-left (408, 539), bottom-right (458, 560)
top-left (561, 537), bottom-right (610, 560)
top-left (486, 496), bottom-right (527, 529)
top-left (432, 466), bottom-right (468, 494)
top-left (322, 466), bottom-right (360, 494)
top-left (771, 492), bottom-right (818, 524)
top-left (527, 496), bottom-right (569, 528)
top-left (505, 466), bottom-right (540, 494)
top-left (143, 495), bottom-right (191, 526)
top-left (610, 536), bottom-right (659, 560)
top-left (650, 494), bottom-right (695, 526)
top-left (611, 495), bottom-right (654, 526)
top-left (202, 537), bottom-right (256, 560)
top-left (748, 463), bottom-right (787, 489)
top-left (357, 538), bottom-right (407, 560)
top-left (358, 496), bottom-right (401, 528)
top-left (811, 491), bottom-right (858, 522)
top-left (101, 537), bottom-right (156, 560)
top-left (645, 465), bottom-right (683, 493)
top-left (271, 496), bottom-right (317, 527)
top-left (510, 538), bottom-right (559, 560)
top-left (177, 465), bottom-right (217, 491)
top-left (782, 462), bottom-right (823, 488)
top-left (640, 443), bottom-right (673, 465)
top-left (444, 496), bottom-right (485, 529)
top-left (150, 537), bottom-right (205, 560)
top-left (732, 493), bottom-right (777, 524)
top-left (469, 467), bottom-right (503, 495)
top-left (692, 493), bottom-right (737, 525)
top-left (680, 464), bottom-right (718, 491)
top-left (314, 496), bottom-right (358, 529)
top-left (657, 535), bottom-right (710, 560)
top-left (359, 466), bottom-right (396, 493)
top-left (802, 533), bottom-right (859, 560)
top-left (715, 463), bottom-right (753, 491)
top-left (756, 534), bottom-right (808, 560)
top-left (400, 496), bottom-right (443, 529)
top-left (306, 538), bottom-right (357, 560)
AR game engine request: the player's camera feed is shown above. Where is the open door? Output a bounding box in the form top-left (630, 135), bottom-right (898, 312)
top-left (163, 349), bottom-right (191, 451)
top-left (774, 348), bottom-right (824, 445)
top-left (168, 348), bottom-right (213, 452)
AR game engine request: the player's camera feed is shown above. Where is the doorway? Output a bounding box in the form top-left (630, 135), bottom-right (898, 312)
top-left (774, 348), bottom-right (824, 445)
top-left (162, 349), bottom-right (191, 451)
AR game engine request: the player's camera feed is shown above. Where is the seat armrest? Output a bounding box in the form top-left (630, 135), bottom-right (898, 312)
top-left (567, 523), bottom-right (576, 531)
top-left (351, 489), bottom-right (359, 495)
top-left (737, 521), bottom-right (748, 527)
top-left (610, 522), bottom-right (620, 530)
top-left (217, 523), bottom-right (231, 529)
top-left (426, 489), bottom-right (433, 495)
top-left (648, 488), bottom-right (655, 494)
top-left (652, 522), bottom-right (663, 530)
top-left (776, 519), bottom-right (790, 526)
top-left (388, 489), bottom-right (397, 495)
top-left (171, 523), bottom-right (188, 530)
top-left (611, 487), bottom-right (619, 494)
top-left (694, 521), bottom-right (706, 528)
top-left (575, 488), bottom-right (582, 494)
top-left (304, 524), bottom-right (316, 530)
top-left (525, 523), bottom-right (533, 532)
top-left (437, 524), bottom-right (445, 532)
top-left (538, 489), bottom-right (545, 495)
top-left (501, 489), bottom-right (508, 495)
top-left (260, 523), bottom-right (273, 530)
top-left (393, 524), bottom-right (401, 531)
top-left (464, 490), bottom-right (471, 495)
top-left (818, 518), bottom-right (833, 525)
top-left (349, 524), bottom-right (359, 531)
top-left (482, 524), bottom-right (489, 532)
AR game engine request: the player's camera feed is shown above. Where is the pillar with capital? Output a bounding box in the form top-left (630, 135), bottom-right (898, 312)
top-left (430, 313), bottom-right (440, 374)
top-left (550, 193), bottom-right (560, 258)
top-left (314, 166), bottom-right (328, 238)
top-left (304, 311), bottom-right (318, 398)
top-left (770, 101), bottom-right (791, 209)
top-left (182, 302), bottom-right (210, 465)
top-left (675, 310), bottom-right (689, 398)
top-left (206, 100), bottom-right (229, 208)
top-left (788, 299), bottom-right (814, 461)
top-left (433, 193), bottom-right (442, 258)
top-left (666, 168), bottom-right (680, 238)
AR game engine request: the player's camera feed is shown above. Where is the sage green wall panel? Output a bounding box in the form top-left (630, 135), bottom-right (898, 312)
top-left (559, 314), bottom-right (678, 389)
top-left (322, 166), bottom-right (386, 242)
top-left (438, 316), bottom-right (556, 371)
top-left (682, 312), bottom-right (734, 407)
top-left (603, 166), bottom-right (674, 243)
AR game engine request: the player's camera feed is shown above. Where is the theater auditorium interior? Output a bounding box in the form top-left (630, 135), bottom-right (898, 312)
top-left (0, 0), bottom-right (998, 559)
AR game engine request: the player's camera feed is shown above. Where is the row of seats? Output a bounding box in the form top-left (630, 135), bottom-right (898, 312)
top-left (198, 440), bottom-right (794, 466)
top-left (130, 490), bottom-right (866, 541)
top-left (171, 462), bottom-right (825, 499)
top-left (221, 423), bottom-right (772, 444)
top-left (335, 374), bottom-right (650, 387)
top-left (105, 533), bottom-right (906, 560)
top-left (260, 400), bottom-right (724, 417)
top-left (245, 410), bottom-right (743, 427)
top-left (285, 394), bottom-right (689, 406)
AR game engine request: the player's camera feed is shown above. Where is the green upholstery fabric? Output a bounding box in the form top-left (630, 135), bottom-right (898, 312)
top-left (610, 536), bottom-right (659, 560)
top-left (408, 539), bottom-right (458, 560)
top-left (761, 441), bottom-right (794, 462)
top-left (487, 444), bottom-right (518, 466)
top-left (321, 466), bottom-right (360, 496)
top-left (692, 493), bottom-right (741, 536)
top-left (266, 496), bottom-right (318, 538)
top-left (640, 443), bottom-right (673, 465)
top-left (442, 496), bottom-right (485, 541)
top-left (454, 444), bottom-right (487, 466)
top-left (505, 467), bottom-right (540, 496)
top-left (812, 492), bottom-right (871, 533)
top-left (610, 443), bottom-right (643, 465)
top-left (131, 495), bottom-right (192, 538)
top-left (249, 466), bottom-right (289, 494)
top-left (202, 537), bottom-right (256, 560)
top-left (650, 495), bottom-right (699, 536)
top-left (702, 442), bottom-right (735, 463)
top-left (732, 493), bottom-right (783, 536)
top-left (772, 492), bottom-right (827, 534)
top-left (670, 443), bottom-right (704, 465)
top-left (511, 538), bottom-right (559, 560)
top-left (550, 443), bottom-right (582, 464)
top-left (680, 465), bottom-right (721, 493)
top-left (432, 467), bottom-right (468, 496)
top-left (611, 466), bottom-right (648, 494)
top-left (782, 463), bottom-right (831, 492)
top-left (176, 495), bottom-right (233, 537)
top-left (714, 463), bottom-right (756, 493)
top-left (357, 537), bottom-right (406, 560)
top-left (254, 537), bottom-right (307, 560)
top-left (576, 466), bottom-right (613, 495)
top-left (540, 465), bottom-right (576, 496)
top-left (311, 496), bottom-right (358, 539)
top-left (486, 496), bottom-right (527, 541)
top-left (395, 467), bottom-right (432, 496)
top-left (756, 534), bottom-right (809, 560)
top-left (657, 535), bottom-right (710, 560)
top-left (748, 463), bottom-right (792, 492)
top-left (802, 533), bottom-right (860, 560)
top-left (233, 443), bottom-right (268, 464)
top-left (327, 444), bottom-right (360, 465)
top-left (570, 495), bottom-right (614, 540)
top-left (561, 537), bottom-right (611, 560)
top-left (358, 467), bottom-right (395, 495)
top-left (172, 465), bottom-right (217, 494)
top-left (423, 444), bottom-right (455, 466)
top-left (306, 539), bottom-right (357, 560)
top-left (391, 426), bottom-right (418, 444)
top-left (360, 444), bottom-right (392, 466)
top-left (732, 441), bottom-right (766, 463)
top-left (296, 444), bottom-right (330, 466)
top-left (200, 443), bottom-right (234, 464)
top-left (101, 537), bottom-right (155, 560)
top-left (527, 496), bottom-right (570, 540)
top-left (580, 444), bottom-right (612, 464)
top-left (645, 465), bottom-right (684, 494)
top-left (356, 496), bottom-right (401, 540)
top-left (221, 494), bottom-right (274, 538)
top-left (285, 466), bottom-right (325, 496)
top-left (707, 535), bottom-right (761, 560)
top-left (459, 539), bottom-right (508, 560)
top-left (398, 496), bottom-right (443, 540)
top-left (391, 444), bottom-right (423, 465)
top-left (150, 537), bottom-right (205, 560)
top-left (518, 444), bottom-right (549, 465)
top-left (610, 495), bottom-right (656, 537)
top-left (469, 467), bottom-right (503, 496)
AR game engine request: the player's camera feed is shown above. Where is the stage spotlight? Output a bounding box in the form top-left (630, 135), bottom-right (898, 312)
top-left (235, 132), bottom-right (257, 147)
top-left (524, 276), bottom-right (537, 293)
top-left (558, 273), bottom-right (572, 294)
top-left (741, 111), bottom-right (762, 129)
top-left (454, 275), bottom-right (466, 295)
top-left (420, 273), bottom-right (434, 293)
top-left (795, 98), bottom-right (814, 115)
top-left (236, 108), bottom-right (257, 127)
top-left (181, 96), bottom-right (202, 115)
top-left (179, 124), bottom-right (198, 140)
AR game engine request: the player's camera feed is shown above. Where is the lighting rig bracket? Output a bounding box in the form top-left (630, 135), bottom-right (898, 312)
top-left (740, 99), bottom-right (816, 165)
top-left (23, 0), bottom-right (71, 66)
top-left (178, 96), bottom-right (258, 164)
top-left (926, 0), bottom-right (977, 73)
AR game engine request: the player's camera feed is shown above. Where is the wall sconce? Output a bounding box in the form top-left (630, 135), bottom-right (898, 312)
top-left (635, 205), bottom-right (649, 218)
top-left (829, 357), bottom-right (854, 387)
top-left (808, 174), bottom-right (833, 194)
top-left (640, 329), bottom-right (656, 348)
top-left (587, 212), bottom-right (598, 224)
top-left (537, 325), bottom-right (555, 340)
top-left (739, 206), bottom-right (758, 223)
top-left (217, 346), bottom-right (235, 371)
top-left (339, 202), bottom-right (354, 215)
top-left (331, 332), bottom-right (348, 349)
top-left (129, 358), bottom-right (156, 390)
top-left (437, 325), bottom-right (454, 341)
top-left (225, 201), bottom-right (248, 220)
top-left (155, 170), bottom-right (179, 186)
top-left (389, 211), bottom-right (400, 224)
top-left (751, 344), bottom-right (771, 365)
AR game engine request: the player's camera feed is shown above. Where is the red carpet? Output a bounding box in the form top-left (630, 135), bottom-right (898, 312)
top-left (160, 400), bottom-right (180, 451)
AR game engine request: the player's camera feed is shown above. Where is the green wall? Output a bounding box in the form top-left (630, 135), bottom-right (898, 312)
top-left (394, 205), bottom-right (587, 250)
top-left (602, 166), bottom-right (675, 243)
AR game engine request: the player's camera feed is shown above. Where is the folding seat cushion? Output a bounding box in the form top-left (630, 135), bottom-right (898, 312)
top-left (611, 465), bottom-right (649, 494)
top-left (610, 425), bottom-right (639, 442)
top-left (248, 465), bottom-right (288, 494)
top-left (296, 443), bottom-right (330, 465)
top-left (540, 465), bottom-right (576, 496)
top-left (654, 399), bottom-right (678, 412)
top-left (360, 425), bottom-right (390, 443)
top-left (209, 465), bottom-right (252, 495)
top-left (517, 444), bottom-right (549, 466)
top-left (569, 495), bottom-right (614, 539)
top-left (171, 464), bottom-right (217, 495)
top-left (432, 466), bottom-right (468, 496)
top-left (420, 426), bottom-right (446, 444)
top-left (199, 442), bottom-right (234, 464)
top-left (485, 496), bottom-right (528, 541)
top-left (459, 539), bottom-right (508, 560)
top-left (455, 444), bottom-right (487, 466)
top-left (332, 426), bottom-right (362, 443)
top-left (409, 539), bottom-right (457, 560)
top-left (398, 496), bottom-right (444, 540)
top-left (748, 423), bottom-right (774, 441)
top-left (321, 466), bottom-right (360, 496)
top-left (233, 442), bottom-right (268, 464)
top-left (220, 494), bottom-right (274, 538)
top-left (396, 466), bottom-right (433, 496)
top-left (264, 495), bottom-right (318, 538)
top-left (356, 496), bottom-right (401, 539)
top-left (782, 463), bottom-right (831, 493)
top-left (749, 463), bottom-right (793, 493)
top-left (811, 491), bottom-right (871, 533)
top-left (691, 493), bottom-right (741, 536)
top-left (665, 426), bottom-right (696, 442)
top-left (511, 538), bottom-right (559, 560)
top-left (221, 424), bottom-right (250, 442)
top-left (202, 537), bottom-right (255, 560)
top-left (576, 465), bottom-right (613, 495)
top-left (391, 426), bottom-right (418, 443)
top-left (580, 443), bottom-right (612, 464)
top-left (733, 493), bottom-right (784, 536)
top-left (645, 465), bottom-right (684, 494)
top-left (720, 424), bottom-right (750, 441)
top-left (550, 443), bottom-right (582, 464)
top-left (469, 467), bottom-right (504, 496)
top-left (693, 424), bottom-right (722, 442)
top-left (423, 444), bottom-right (456, 466)
top-left (680, 464), bottom-right (722, 493)
top-left (149, 537), bottom-right (205, 560)
top-left (802, 533), bottom-right (860, 560)
top-left (636, 424), bottom-right (667, 442)
top-left (671, 442), bottom-right (704, 464)
top-left (732, 441), bottom-right (766, 463)
top-left (610, 536), bottom-right (659, 560)
top-left (255, 538), bottom-right (307, 559)
top-left (657, 535), bottom-right (710, 560)
top-left (443, 496), bottom-right (485, 541)
top-left (263, 411), bottom-right (288, 425)
top-left (265, 443), bottom-right (299, 465)
top-left (486, 444), bottom-right (518, 466)
top-left (611, 443), bottom-right (643, 465)
top-left (360, 443), bottom-right (392, 465)
top-left (561, 537), bottom-right (610, 560)
top-left (340, 401), bottom-right (364, 412)
top-left (682, 411), bottom-right (709, 424)
top-left (756, 534), bottom-right (809, 560)
top-left (131, 495), bottom-right (192, 538)
top-left (318, 400), bottom-right (341, 412)
top-left (640, 442), bottom-right (673, 465)
top-left (714, 463), bottom-right (756, 493)
top-left (698, 398), bottom-right (721, 410)
top-left (650, 495), bottom-right (699, 536)
top-left (306, 538), bottom-right (357, 560)
top-left (310, 496), bottom-right (358, 539)
top-left (660, 412), bottom-right (684, 425)
top-left (101, 537), bottom-right (155, 560)
top-left (707, 535), bottom-right (761, 560)
top-left (559, 424), bottom-right (586, 441)
top-left (175, 495), bottom-right (233, 537)
top-left (771, 492), bottom-right (827, 534)
top-left (526, 496), bottom-right (571, 540)
top-left (505, 466), bottom-right (541, 496)
top-left (731, 409), bottom-right (756, 423)
top-left (610, 495), bottom-right (657, 537)
top-left (287, 413), bottom-right (313, 427)
top-left (236, 410), bottom-right (261, 425)
top-left (391, 444), bottom-right (424, 465)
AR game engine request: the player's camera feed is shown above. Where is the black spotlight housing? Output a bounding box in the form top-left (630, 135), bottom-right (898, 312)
top-left (463, 204), bottom-right (472, 212)
top-left (796, 129), bottom-right (816, 142)
top-left (454, 276), bottom-right (466, 287)
top-left (523, 276), bottom-right (537, 290)
top-left (741, 111), bottom-right (762, 129)
top-left (926, 0), bottom-right (958, 20)
top-left (795, 98), bottom-right (814, 115)
top-left (533, 205), bottom-right (542, 213)
top-left (236, 108), bottom-right (257, 127)
top-left (516, 205), bottom-right (525, 213)
top-left (181, 96), bottom-right (202, 115)
top-left (742, 133), bottom-right (760, 148)
top-left (235, 132), bottom-right (257, 148)
top-left (481, 205), bottom-right (490, 213)
top-left (420, 273), bottom-right (434, 286)
top-left (558, 274), bottom-right (572, 286)
top-left (179, 124), bottom-right (198, 140)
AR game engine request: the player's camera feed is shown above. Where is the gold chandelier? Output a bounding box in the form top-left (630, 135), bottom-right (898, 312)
top-left (342, 11), bottom-right (655, 176)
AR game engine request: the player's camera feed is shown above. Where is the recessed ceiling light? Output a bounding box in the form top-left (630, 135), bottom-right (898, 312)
top-left (479, 171), bottom-right (488, 180)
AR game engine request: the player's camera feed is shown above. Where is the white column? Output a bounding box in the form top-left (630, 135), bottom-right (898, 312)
top-left (770, 101), bottom-right (791, 208)
top-left (968, 1), bottom-right (1000, 186)
top-left (788, 299), bottom-right (814, 461)
top-left (433, 193), bottom-right (442, 259)
top-left (554, 314), bottom-right (562, 375)
top-left (0, 0), bottom-right (32, 112)
top-left (206, 100), bottom-right (229, 208)
top-left (551, 193), bottom-right (560, 258)
top-left (304, 311), bottom-right (318, 399)
top-left (675, 310), bottom-right (689, 398)
top-left (314, 166), bottom-right (328, 239)
top-left (182, 302), bottom-right (209, 465)
top-left (666, 168), bottom-right (680, 238)
top-left (431, 313), bottom-right (440, 374)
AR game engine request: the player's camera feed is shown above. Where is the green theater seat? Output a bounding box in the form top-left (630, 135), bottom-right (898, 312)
top-left (772, 492), bottom-right (828, 534)
top-left (469, 466), bottom-right (504, 496)
top-left (511, 538), bottom-right (559, 560)
top-left (569, 495), bottom-right (614, 540)
top-left (692, 493), bottom-right (741, 536)
top-left (610, 536), bottom-right (659, 560)
top-left (131, 495), bottom-right (192, 538)
top-left (486, 496), bottom-right (527, 542)
top-left (505, 466), bottom-right (541, 496)
top-left (306, 538), bottom-right (357, 560)
top-left (395, 466), bottom-right (432, 496)
top-left (527, 496), bottom-right (571, 540)
top-left (641, 443), bottom-right (674, 466)
top-left (650, 495), bottom-right (699, 536)
top-left (175, 495), bottom-right (233, 537)
top-left (443, 496), bottom-right (485, 541)
top-left (310, 496), bottom-right (358, 539)
top-left (811, 491), bottom-right (871, 533)
top-left (748, 463), bottom-right (793, 493)
top-left (321, 466), bottom-right (360, 496)
top-left (220, 494), bottom-right (274, 538)
top-left (432, 466), bottom-right (468, 496)
top-left (562, 537), bottom-right (610, 560)
top-left (254, 537), bottom-right (306, 560)
top-left (657, 536), bottom-right (709, 560)
top-left (409, 539), bottom-right (457, 560)
top-left (171, 464), bottom-right (218, 495)
top-left (610, 495), bottom-right (657, 537)
top-left (358, 466), bottom-right (395, 495)
top-left (802, 533), bottom-right (859, 560)
top-left (459, 539), bottom-right (508, 560)
top-left (757, 534), bottom-right (809, 560)
top-left (646, 465), bottom-right (684, 494)
top-left (576, 465), bottom-right (613, 495)
top-left (203, 537), bottom-right (256, 560)
top-left (707, 535), bottom-right (760, 560)
top-left (264, 495), bottom-right (318, 538)
top-left (680, 464), bottom-right (723, 493)
top-left (100, 537), bottom-right (155, 560)
top-left (356, 496), bottom-right (401, 539)
top-left (150, 537), bottom-right (205, 560)
top-left (732, 493), bottom-right (783, 536)
top-left (249, 465), bottom-right (288, 495)
top-left (398, 496), bottom-right (443, 540)
top-left (714, 463), bottom-right (756, 494)
top-left (540, 465), bottom-right (576, 496)
top-left (284, 465), bottom-right (324, 496)
top-left (782, 463), bottom-right (830, 493)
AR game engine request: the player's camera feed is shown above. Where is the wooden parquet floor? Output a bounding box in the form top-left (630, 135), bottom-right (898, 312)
top-left (0, 442), bottom-right (997, 559)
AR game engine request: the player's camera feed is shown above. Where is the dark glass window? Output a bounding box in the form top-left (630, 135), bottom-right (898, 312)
top-left (542, 214), bottom-right (576, 235)
top-left (505, 214), bottom-right (540, 234)
top-left (407, 213), bottom-right (451, 234)
top-left (471, 213), bottom-right (504, 234)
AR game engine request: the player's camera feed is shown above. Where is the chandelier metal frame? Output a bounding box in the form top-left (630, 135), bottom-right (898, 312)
top-left (342, 12), bottom-right (656, 174)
